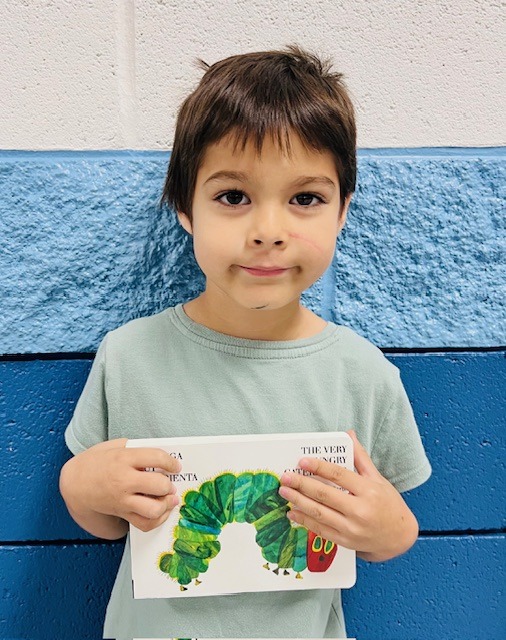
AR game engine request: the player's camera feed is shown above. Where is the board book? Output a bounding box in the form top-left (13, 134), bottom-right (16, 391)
top-left (127, 432), bottom-right (356, 599)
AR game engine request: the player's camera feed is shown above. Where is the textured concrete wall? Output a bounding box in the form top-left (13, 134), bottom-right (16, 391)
top-left (1, 149), bottom-right (504, 353)
top-left (1, 0), bottom-right (504, 150)
top-left (1, 353), bottom-right (504, 639)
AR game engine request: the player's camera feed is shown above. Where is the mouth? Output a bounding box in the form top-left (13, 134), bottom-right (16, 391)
top-left (239, 266), bottom-right (290, 277)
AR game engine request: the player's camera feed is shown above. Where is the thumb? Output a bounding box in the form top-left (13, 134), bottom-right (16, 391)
top-left (347, 430), bottom-right (383, 480)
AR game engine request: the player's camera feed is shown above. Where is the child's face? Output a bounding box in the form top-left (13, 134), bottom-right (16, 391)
top-left (178, 131), bottom-right (350, 315)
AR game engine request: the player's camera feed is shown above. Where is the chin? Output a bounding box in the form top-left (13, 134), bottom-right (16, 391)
top-left (231, 291), bottom-right (300, 313)
top-left (243, 299), bottom-right (295, 313)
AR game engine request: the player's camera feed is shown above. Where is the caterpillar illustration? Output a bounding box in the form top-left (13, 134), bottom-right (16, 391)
top-left (158, 471), bottom-right (338, 590)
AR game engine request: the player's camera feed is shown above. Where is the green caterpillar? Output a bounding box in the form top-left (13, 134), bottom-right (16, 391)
top-left (158, 471), bottom-right (337, 590)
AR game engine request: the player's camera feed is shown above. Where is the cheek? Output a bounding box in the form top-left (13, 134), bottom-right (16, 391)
top-left (288, 232), bottom-right (325, 254)
top-left (192, 231), bottom-right (231, 272)
top-left (191, 235), bottom-right (213, 271)
top-left (289, 230), bottom-right (338, 267)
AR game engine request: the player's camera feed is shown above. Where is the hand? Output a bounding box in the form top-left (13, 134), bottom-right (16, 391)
top-left (278, 430), bottom-right (419, 562)
top-left (61, 438), bottom-right (182, 534)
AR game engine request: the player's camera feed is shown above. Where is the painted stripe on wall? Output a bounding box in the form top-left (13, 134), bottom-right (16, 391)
top-left (1, 149), bottom-right (504, 352)
top-left (1, 352), bottom-right (503, 541)
top-left (343, 534), bottom-right (505, 640)
top-left (0, 542), bottom-right (121, 640)
top-left (0, 536), bottom-right (503, 640)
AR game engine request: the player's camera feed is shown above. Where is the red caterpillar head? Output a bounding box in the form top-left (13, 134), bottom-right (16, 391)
top-left (307, 531), bottom-right (338, 572)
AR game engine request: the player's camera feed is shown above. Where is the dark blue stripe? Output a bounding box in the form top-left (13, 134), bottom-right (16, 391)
top-left (0, 543), bottom-right (122, 640)
top-left (0, 536), bottom-right (502, 639)
top-left (343, 534), bottom-right (505, 640)
top-left (0, 352), bottom-right (503, 541)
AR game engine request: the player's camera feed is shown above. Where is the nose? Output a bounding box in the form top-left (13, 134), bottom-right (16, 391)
top-left (247, 207), bottom-right (288, 247)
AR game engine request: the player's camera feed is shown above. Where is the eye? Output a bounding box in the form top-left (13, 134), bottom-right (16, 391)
top-left (290, 193), bottom-right (325, 207)
top-left (311, 536), bottom-right (323, 553)
top-left (324, 540), bottom-right (335, 554)
top-left (216, 190), bottom-right (250, 206)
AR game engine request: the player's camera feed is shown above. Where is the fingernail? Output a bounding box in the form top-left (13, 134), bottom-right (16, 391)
top-left (280, 472), bottom-right (292, 486)
top-left (278, 486), bottom-right (290, 499)
top-left (287, 510), bottom-right (298, 523)
top-left (298, 457), bottom-right (313, 470)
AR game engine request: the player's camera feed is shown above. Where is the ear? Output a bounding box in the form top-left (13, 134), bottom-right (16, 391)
top-left (337, 194), bottom-right (352, 233)
top-left (177, 211), bottom-right (193, 235)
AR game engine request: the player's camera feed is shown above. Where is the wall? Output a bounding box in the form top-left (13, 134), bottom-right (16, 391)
top-left (0, 1), bottom-right (504, 639)
top-left (2, 0), bottom-right (504, 150)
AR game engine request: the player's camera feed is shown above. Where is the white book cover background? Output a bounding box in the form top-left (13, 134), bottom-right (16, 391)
top-left (127, 432), bottom-right (356, 599)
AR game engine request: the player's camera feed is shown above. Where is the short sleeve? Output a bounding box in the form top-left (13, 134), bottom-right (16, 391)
top-left (64, 335), bottom-right (109, 455)
top-left (370, 368), bottom-right (432, 493)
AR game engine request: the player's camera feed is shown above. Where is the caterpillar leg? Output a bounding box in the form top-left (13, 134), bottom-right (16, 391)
top-left (159, 549), bottom-right (206, 588)
top-left (263, 563), bottom-right (270, 570)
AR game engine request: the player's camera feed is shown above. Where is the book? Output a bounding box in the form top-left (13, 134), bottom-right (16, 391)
top-left (127, 432), bottom-right (356, 599)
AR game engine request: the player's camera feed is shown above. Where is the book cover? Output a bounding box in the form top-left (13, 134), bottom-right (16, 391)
top-left (127, 432), bottom-right (356, 599)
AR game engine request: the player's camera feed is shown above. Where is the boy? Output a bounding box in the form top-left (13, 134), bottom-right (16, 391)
top-left (60, 46), bottom-right (431, 639)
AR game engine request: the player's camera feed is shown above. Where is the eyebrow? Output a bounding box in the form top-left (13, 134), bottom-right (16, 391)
top-left (291, 176), bottom-right (337, 190)
top-left (204, 171), bottom-right (336, 190)
top-left (204, 171), bottom-right (248, 185)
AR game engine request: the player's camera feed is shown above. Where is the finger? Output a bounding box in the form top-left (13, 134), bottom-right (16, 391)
top-left (293, 458), bottom-right (365, 496)
top-left (128, 508), bottom-right (174, 533)
top-left (126, 448), bottom-right (182, 474)
top-left (347, 430), bottom-right (383, 480)
top-left (127, 493), bottom-right (179, 521)
top-left (133, 470), bottom-right (177, 497)
top-left (287, 509), bottom-right (353, 549)
top-left (279, 472), bottom-right (353, 514)
top-left (279, 482), bottom-right (351, 526)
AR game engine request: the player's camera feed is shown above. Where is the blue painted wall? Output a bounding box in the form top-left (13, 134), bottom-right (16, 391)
top-left (0, 150), bottom-right (504, 640)
top-left (1, 149), bottom-right (504, 352)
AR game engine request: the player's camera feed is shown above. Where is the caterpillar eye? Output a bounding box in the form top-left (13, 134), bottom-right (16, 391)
top-left (311, 536), bottom-right (323, 553)
top-left (324, 540), bottom-right (335, 554)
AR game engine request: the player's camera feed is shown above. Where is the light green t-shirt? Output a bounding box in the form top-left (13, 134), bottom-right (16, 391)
top-left (65, 304), bottom-right (431, 640)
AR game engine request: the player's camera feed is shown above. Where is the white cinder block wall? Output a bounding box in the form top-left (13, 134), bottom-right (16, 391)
top-left (1, 0), bottom-right (504, 150)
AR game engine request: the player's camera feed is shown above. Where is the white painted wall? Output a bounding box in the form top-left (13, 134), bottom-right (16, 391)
top-left (1, 0), bottom-right (504, 150)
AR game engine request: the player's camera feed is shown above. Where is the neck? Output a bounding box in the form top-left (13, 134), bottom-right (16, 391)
top-left (183, 294), bottom-right (327, 341)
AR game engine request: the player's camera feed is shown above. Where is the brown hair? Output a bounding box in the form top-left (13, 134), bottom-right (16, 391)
top-left (161, 45), bottom-right (356, 220)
